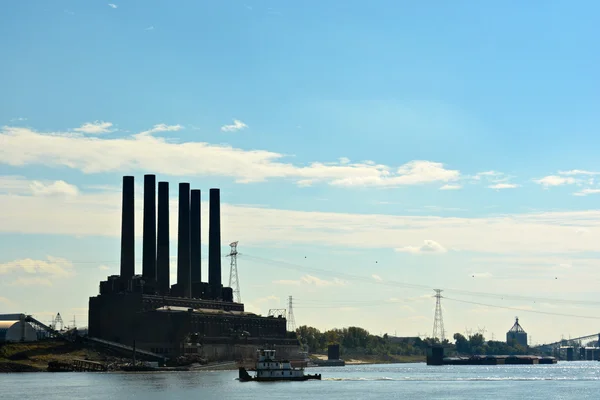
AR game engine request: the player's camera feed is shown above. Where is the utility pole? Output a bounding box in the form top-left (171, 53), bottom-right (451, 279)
top-left (432, 289), bottom-right (445, 342)
top-left (287, 296), bottom-right (297, 332)
top-left (227, 241), bottom-right (241, 303)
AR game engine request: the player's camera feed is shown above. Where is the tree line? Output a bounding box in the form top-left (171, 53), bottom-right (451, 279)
top-left (293, 325), bottom-right (538, 357)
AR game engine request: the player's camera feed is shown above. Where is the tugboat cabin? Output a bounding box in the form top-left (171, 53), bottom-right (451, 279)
top-left (256, 350), bottom-right (304, 379)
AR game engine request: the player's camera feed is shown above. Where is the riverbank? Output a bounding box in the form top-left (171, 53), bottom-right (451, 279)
top-left (0, 340), bottom-right (108, 372)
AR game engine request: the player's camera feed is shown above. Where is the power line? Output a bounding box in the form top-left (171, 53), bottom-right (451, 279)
top-left (444, 297), bottom-right (600, 321)
top-left (242, 254), bottom-right (600, 307)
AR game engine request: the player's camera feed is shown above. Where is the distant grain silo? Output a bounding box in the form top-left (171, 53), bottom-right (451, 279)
top-left (506, 317), bottom-right (527, 347)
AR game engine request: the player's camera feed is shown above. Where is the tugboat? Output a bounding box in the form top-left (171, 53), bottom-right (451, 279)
top-left (238, 350), bottom-right (321, 382)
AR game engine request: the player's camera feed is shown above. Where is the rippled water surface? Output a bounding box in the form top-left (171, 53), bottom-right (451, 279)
top-left (2, 362), bottom-right (600, 399)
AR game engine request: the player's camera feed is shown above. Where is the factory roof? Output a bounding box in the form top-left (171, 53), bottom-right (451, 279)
top-left (508, 317), bottom-right (526, 333)
top-left (154, 306), bottom-right (258, 316)
top-left (0, 314), bottom-right (25, 321)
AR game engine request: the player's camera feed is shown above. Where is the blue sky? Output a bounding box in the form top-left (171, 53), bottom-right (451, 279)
top-left (1, 0), bottom-right (600, 343)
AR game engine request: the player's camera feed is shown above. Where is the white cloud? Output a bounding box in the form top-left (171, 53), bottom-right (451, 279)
top-left (0, 176), bottom-right (79, 197)
top-left (74, 121), bottom-right (114, 134)
top-left (0, 126), bottom-right (460, 188)
top-left (372, 274), bottom-right (383, 282)
top-left (573, 188), bottom-right (600, 197)
top-left (9, 117), bottom-right (27, 122)
top-left (488, 183), bottom-right (519, 189)
top-left (395, 240), bottom-right (447, 254)
top-left (329, 160), bottom-right (459, 187)
top-left (108, 3), bottom-right (118, 8)
top-left (98, 265), bottom-right (110, 271)
top-left (273, 275), bottom-right (347, 287)
top-left (534, 175), bottom-right (577, 187)
top-left (29, 180), bottom-right (79, 196)
top-left (440, 184), bottom-right (462, 190)
top-left (221, 119), bottom-right (248, 132)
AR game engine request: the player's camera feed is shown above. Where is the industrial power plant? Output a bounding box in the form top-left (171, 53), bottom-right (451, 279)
top-left (88, 175), bottom-right (299, 361)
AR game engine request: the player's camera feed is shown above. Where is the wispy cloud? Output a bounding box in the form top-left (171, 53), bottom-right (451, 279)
top-left (138, 123), bottom-right (183, 136)
top-left (108, 3), bottom-right (118, 8)
top-left (9, 178), bottom-right (600, 255)
top-left (395, 240), bottom-right (447, 254)
top-left (0, 296), bottom-right (16, 306)
top-left (221, 119), bottom-right (248, 132)
top-left (573, 188), bottom-right (600, 197)
top-left (9, 117), bottom-right (27, 122)
top-left (10, 277), bottom-right (53, 287)
top-left (145, 26), bottom-right (154, 31)
top-left (488, 183), bottom-right (519, 190)
top-left (372, 274), bottom-right (383, 282)
top-left (558, 170), bottom-right (600, 176)
top-left (472, 170), bottom-right (519, 189)
top-left (74, 121), bottom-right (114, 134)
top-left (440, 184), bottom-right (462, 190)
top-left (273, 275), bottom-right (347, 287)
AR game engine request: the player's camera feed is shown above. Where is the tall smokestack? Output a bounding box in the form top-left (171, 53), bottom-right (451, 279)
top-left (190, 189), bottom-right (201, 284)
top-left (156, 181), bottom-right (170, 295)
top-left (142, 174), bottom-right (157, 281)
top-left (177, 183), bottom-right (191, 297)
top-left (208, 188), bottom-right (222, 298)
top-left (120, 176), bottom-right (135, 279)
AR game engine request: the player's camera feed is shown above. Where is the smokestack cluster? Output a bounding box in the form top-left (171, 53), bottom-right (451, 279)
top-left (118, 175), bottom-right (223, 299)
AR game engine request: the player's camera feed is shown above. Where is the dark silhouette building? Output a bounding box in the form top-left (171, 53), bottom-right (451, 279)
top-left (88, 175), bottom-right (296, 360)
top-left (506, 317), bottom-right (528, 348)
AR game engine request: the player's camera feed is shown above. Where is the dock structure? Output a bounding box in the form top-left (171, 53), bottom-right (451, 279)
top-left (47, 359), bottom-right (108, 372)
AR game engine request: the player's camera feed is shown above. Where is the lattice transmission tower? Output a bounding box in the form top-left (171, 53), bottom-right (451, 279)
top-left (432, 289), bottom-right (446, 342)
top-left (287, 296), bottom-right (296, 332)
top-left (227, 241), bottom-right (241, 303)
top-left (53, 313), bottom-right (64, 331)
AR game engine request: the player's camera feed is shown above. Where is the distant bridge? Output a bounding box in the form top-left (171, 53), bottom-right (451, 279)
top-left (533, 333), bottom-right (600, 349)
top-left (533, 333), bottom-right (600, 361)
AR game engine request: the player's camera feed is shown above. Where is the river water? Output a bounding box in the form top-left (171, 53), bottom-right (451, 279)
top-left (2, 362), bottom-right (599, 399)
